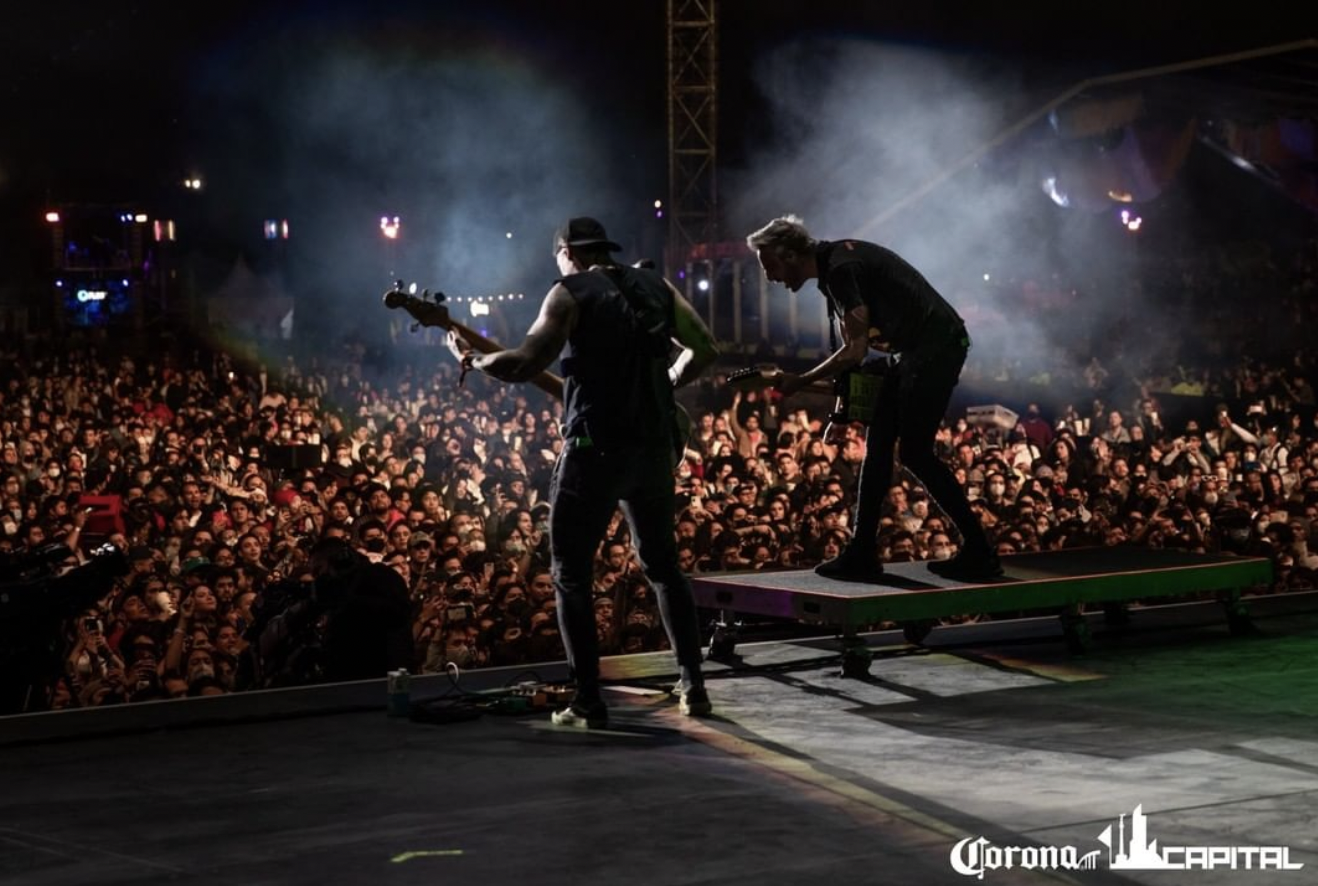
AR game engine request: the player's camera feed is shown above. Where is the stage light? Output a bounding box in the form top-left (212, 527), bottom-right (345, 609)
top-left (44, 211), bottom-right (60, 223)
top-left (1041, 176), bottom-right (1069, 208)
top-left (134, 213), bottom-right (147, 223)
top-left (380, 216), bottom-right (401, 239)
top-left (505, 232), bottom-right (513, 239)
top-left (696, 279), bottom-right (710, 292)
top-left (471, 301), bottom-right (490, 317)
top-left (983, 273), bottom-right (991, 282)
top-left (55, 279), bottom-right (63, 288)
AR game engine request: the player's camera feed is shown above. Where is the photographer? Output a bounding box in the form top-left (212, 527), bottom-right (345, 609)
top-left (1205, 404), bottom-right (1261, 457)
top-left (1160, 430), bottom-right (1213, 480)
top-left (66, 609), bottom-right (125, 692)
top-left (256, 537), bottom-right (412, 686)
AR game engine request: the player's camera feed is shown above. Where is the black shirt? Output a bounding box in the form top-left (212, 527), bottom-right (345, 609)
top-left (816, 239), bottom-right (965, 356)
top-left (557, 266), bottom-right (676, 452)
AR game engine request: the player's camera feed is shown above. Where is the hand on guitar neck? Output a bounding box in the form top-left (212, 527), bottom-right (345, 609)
top-left (385, 281), bottom-right (693, 468)
top-left (382, 283), bottom-right (564, 401)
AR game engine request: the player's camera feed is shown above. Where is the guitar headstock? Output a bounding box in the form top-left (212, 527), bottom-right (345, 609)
top-left (382, 280), bottom-right (452, 330)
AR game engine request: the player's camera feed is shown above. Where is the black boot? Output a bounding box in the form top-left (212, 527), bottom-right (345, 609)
top-left (814, 546), bottom-right (884, 583)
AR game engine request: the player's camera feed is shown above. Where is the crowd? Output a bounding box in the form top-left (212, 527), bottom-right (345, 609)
top-left (6, 235), bottom-right (1316, 712)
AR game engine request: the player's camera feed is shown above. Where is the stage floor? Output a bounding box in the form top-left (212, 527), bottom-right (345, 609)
top-left (3, 592), bottom-right (1316, 886)
top-left (691, 547), bottom-right (1273, 631)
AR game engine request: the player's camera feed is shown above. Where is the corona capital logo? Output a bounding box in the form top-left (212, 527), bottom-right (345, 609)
top-left (950, 804), bottom-right (1304, 879)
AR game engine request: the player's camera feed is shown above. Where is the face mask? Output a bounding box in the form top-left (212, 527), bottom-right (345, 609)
top-left (364, 537), bottom-right (386, 554)
top-left (1202, 492), bottom-right (1218, 506)
top-left (412, 453), bottom-right (425, 465)
top-left (48, 467), bottom-right (61, 478)
top-left (989, 483), bottom-right (1005, 495)
top-left (467, 539), bottom-right (485, 553)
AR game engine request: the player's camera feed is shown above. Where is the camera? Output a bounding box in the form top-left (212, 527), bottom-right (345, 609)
top-left (83, 616), bottom-right (102, 633)
top-left (447, 603), bottom-right (473, 623)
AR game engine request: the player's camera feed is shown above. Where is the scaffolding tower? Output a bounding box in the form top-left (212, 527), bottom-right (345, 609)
top-left (666, 0), bottom-right (718, 275)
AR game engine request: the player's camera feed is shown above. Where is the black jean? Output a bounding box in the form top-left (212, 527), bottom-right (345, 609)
top-left (851, 340), bottom-right (991, 555)
top-left (548, 444), bottom-right (705, 700)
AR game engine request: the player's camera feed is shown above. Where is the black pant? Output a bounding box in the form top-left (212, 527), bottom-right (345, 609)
top-left (548, 444), bottom-right (704, 700)
top-left (851, 341), bottom-right (990, 555)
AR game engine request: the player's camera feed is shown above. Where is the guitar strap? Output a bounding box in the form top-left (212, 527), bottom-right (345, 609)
top-left (602, 266), bottom-right (684, 466)
top-left (823, 280), bottom-right (886, 425)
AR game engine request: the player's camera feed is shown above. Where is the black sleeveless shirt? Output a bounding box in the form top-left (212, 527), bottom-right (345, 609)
top-left (557, 265), bottom-right (676, 452)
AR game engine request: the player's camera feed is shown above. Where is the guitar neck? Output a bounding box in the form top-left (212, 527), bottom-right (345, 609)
top-left (449, 319), bottom-right (564, 401)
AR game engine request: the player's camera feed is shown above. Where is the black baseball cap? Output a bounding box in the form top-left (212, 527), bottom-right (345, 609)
top-left (554, 217), bottom-right (621, 252)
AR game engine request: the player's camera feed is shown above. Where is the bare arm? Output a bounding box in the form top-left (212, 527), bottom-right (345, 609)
top-left (783, 305), bottom-right (869, 393)
top-left (667, 282), bottom-right (720, 389)
top-left (469, 284), bottom-right (577, 383)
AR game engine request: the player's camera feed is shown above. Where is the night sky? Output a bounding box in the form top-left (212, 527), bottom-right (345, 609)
top-left (2, 2), bottom-right (1314, 297)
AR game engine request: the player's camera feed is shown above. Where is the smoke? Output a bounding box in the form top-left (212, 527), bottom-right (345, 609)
top-left (728, 36), bottom-right (1152, 390)
top-left (194, 16), bottom-right (636, 342)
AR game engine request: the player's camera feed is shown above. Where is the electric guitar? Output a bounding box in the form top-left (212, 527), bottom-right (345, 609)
top-left (383, 282), bottom-right (694, 466)
top-left (727, 365), bottom-right (814, 394)
top-left (726, 362), bottom-right (891, 423)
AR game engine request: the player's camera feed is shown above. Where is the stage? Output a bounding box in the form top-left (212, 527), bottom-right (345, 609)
top-left (690, 547), bottom-right (1273, 652)
top-left (2, 590), bottom-right (1315, 886)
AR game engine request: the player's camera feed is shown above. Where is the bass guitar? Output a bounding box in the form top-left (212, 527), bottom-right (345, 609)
top-left (383, 282), bottom-right (693, 466)
top-left (383, 283), bottom-right (563, 400)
